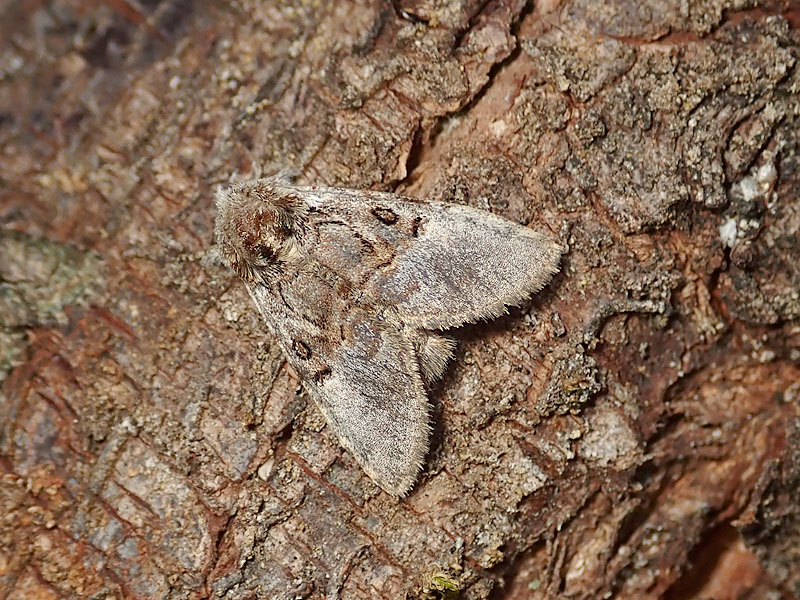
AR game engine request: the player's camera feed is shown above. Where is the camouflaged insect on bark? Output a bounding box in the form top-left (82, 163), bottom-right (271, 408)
top-left (215, 177), bottom-right (562, 496)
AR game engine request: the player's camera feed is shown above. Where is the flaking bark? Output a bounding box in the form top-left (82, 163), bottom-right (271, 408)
top-left (1, 1), bottom-right (798, 599)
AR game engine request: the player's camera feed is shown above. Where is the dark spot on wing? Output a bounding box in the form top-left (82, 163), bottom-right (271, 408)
top-left (372, 207), bottom-right (398, 225)
top-left (411, 216), bottom-right (422, 237)
top-left (352, 232), bottom-right (375, 254)
top-left (293, 339), bottom-right (312, 360)
top-left (312, 367), bottom-right (332, 383)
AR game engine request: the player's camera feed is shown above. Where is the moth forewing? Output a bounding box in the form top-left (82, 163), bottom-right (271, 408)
top-left (366, 201), bottom-right (562, 329)
top-left (306, 318), bottom-right (431, 496)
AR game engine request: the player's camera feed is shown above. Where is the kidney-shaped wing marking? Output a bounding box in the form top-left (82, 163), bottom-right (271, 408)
top-left (300, 189), bottom-right (562, 331)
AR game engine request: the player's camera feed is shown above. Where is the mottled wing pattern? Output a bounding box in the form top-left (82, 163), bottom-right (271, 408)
top-left (215, 178), bottom-right (562, 497)
top-left (299, 187), bottom-right (562, 330)
top-left (246, 273), bottom-right (430, 497)
top-left (302, 314), bottom-right (431, 496)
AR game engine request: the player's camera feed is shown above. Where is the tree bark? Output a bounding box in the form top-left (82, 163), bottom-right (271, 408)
top-left (1, 1), bottom-right (799, 599)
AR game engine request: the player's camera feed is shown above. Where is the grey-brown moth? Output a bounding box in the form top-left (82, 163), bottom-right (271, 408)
top-left (215, 177), bottom-right (562, 496)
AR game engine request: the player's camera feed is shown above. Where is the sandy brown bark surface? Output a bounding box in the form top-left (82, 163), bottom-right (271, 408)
top-left (1, 1), bottom-right (799, 598)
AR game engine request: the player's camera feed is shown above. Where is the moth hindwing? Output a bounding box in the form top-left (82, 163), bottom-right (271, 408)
top-left (215, 177), bottom-right (562, 496)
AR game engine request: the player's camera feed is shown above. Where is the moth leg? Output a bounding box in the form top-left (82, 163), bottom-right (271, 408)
top-left (412, 331), bottom-right (456, 385)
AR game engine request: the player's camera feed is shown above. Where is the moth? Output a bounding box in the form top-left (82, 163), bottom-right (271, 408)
top-left (215, 177), bottom-right (562, 496)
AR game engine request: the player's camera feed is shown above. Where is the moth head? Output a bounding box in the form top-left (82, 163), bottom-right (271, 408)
top-left (215, 179), bottom-right (304, 282)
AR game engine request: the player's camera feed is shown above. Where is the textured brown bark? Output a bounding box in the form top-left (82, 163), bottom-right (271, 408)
top-left (1, 1), bottom-right (799, 599)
